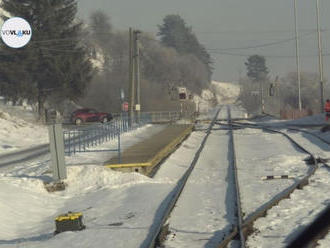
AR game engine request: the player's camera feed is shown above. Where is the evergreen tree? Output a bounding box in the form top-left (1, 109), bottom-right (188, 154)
top-left (89, 10), bottom-right (113, 71)
top-left (90, 10), bottom-right (112, 46)
top-left (245, 55), bottom-right (269, 82)
top-left (0, 0), bottom-right (93, 117)
top-left (158, 14), bottom-right (213, 81)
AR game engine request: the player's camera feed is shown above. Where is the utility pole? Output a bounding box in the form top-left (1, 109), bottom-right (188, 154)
top-left (260, 80), bottom-right (265, 114)
top-left (293, 0), bottom-right (302, 111)
top-left (128, 27), bottom-right (135, 124)
top-left (316, 0), bottom-right (325, 112)
top-left (133, 30), bottom-right (141, 122)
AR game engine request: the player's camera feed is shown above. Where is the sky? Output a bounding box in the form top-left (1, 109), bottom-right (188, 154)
top-left (76, 0), bottom-right (330, 83)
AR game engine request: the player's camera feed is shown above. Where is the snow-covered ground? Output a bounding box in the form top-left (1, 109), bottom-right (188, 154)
top-left (246, 166), bottom-right (330, 247)
top-left (0, 115), bottom-right (213, 247)
top-left (0, 95), bottom-right (329, 247)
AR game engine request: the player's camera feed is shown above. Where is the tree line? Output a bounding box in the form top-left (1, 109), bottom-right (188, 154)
top-left (0, 1), bottom-right (213, 119)
top-left (240, 54), bottom-right (329, 116)
top-left (80, 13), bottom-right (212, 113)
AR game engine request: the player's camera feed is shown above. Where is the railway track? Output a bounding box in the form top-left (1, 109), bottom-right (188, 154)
top-left (142, 107), bottom-right (222, 247)
top-left (0, 125), bottom-right (116, 169)
top-left (0, 143), bottom-right (50, 169)
top-left (145, 105), bottom-right (329, 248)
top-left (141, 106), bottom-right (247, 247)
top-left (226, 118), bottom-right (329, 247)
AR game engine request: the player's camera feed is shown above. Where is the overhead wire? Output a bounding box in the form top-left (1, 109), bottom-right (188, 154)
top-left (206, 31), bottom-right (316, 51)
top-left (0, 30), bottom-right (326, 59)
top-left (209, 50), bottom-right (330, 59)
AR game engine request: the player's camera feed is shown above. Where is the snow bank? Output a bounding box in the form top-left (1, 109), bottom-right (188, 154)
top-left (0, 109), bottom-right (48, 154)
top-left (63, 165), bottom-right (154, 194)
top-left (0, 164), bottom-right (158, 240)
top-left (0, 174), bottom-right (58, 239)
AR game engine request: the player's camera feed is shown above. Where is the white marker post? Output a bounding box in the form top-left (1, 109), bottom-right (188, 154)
top-left (48, 124), bottom-right (67, 181)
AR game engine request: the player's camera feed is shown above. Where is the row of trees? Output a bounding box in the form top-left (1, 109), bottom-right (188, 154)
top-left (0, 3), bottom-right (212, 118)
top-left (80, 13), bottom-right (212, 113)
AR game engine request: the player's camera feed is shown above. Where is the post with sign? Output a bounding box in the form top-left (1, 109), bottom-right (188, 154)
top-left (178, 87), bottom-right (187, 118)
top-left (122, 101), bottom-right (129, 112)
top-left (120, 88), bottom-right (125, 119)
top-left (48, 124), bottom-right (67, 181)
top-left (135, 104), bottom-right (141, 123)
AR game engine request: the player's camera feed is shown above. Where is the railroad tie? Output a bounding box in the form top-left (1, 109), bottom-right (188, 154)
top-left (261, 175), bottom-right (295, 180)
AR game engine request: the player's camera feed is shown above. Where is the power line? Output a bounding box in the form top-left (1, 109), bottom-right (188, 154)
top-left (210, 50), bottom-right (330, 59)
top-left (206, 31), bottom-right (316, 51)
top-left (39, 47), bottom-right (85, 53)
top-left (0, 29), bottom-right (326, 59)
top-left (138, 28), bottom-right (329, 35)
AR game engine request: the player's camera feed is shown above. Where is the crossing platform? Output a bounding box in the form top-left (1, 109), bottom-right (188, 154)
top-left (104, 124), bottom-right (193, 175)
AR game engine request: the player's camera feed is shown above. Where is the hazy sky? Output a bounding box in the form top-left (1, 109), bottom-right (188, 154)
top-left (77, 0), bottom-right (330, 83)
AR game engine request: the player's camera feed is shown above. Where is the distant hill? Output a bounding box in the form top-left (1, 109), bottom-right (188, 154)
top-left (211, 81), bottom-right (240, 104)
top-left (191, 80), bottom-right (240, 113)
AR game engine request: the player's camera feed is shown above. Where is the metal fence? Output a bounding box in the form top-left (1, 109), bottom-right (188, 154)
top-left (140, 111), bottom-right (180, 123)
top-left (63, 111), bottom-right (187, 157)
top-left (63, 114), bottom-right (150, 157)
top-left (63, 122), bottom-right (121, 158)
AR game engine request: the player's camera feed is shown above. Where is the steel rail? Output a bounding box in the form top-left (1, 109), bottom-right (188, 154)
top-left (227, 106), bottom-right (246, 248)
top-left (287, 205), bottom-right (330, 248)
top-left (141, 107), bottom-right (222, 248)
top-left (281, 126), bottom-right (330, 145)
top-left (215, 119), bottom-right (322, 247)
top-left (0, 143), bottom-right (50, 168)
top-left (230, 120), bottom-right (329, 156)
top-left (229, 121), bottom-right (325, 243)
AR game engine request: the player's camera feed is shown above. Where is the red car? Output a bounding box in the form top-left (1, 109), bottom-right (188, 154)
top-left (71, 108), bottom-right (113, 125)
